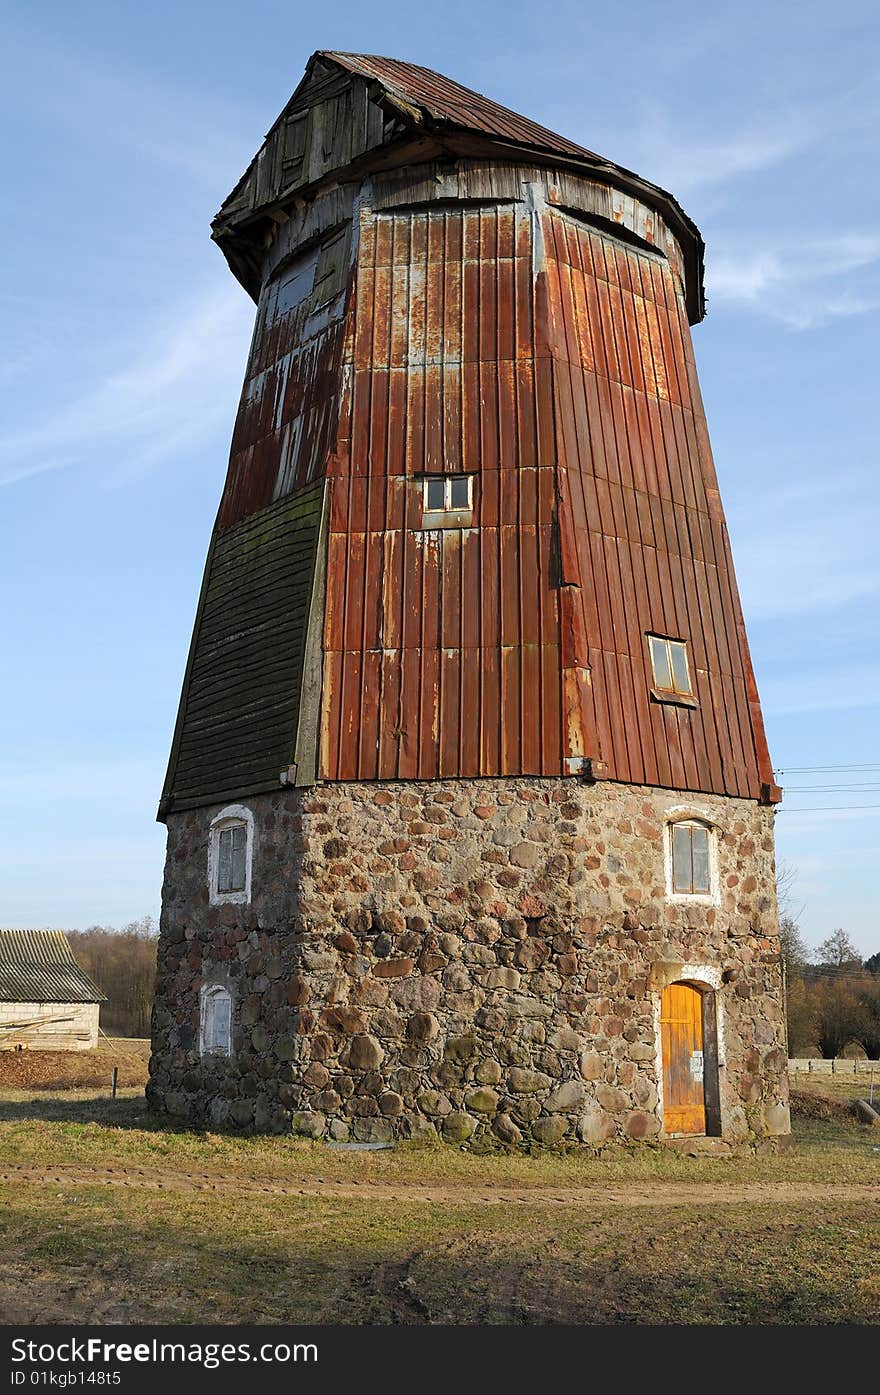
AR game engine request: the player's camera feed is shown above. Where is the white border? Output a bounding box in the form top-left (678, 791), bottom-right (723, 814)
top-left (199, 981), bottom-right (234, 1057)
top-left (208, 803), bottom-right (254, 906)
top-left (663, 804), bottom-right (721, 906)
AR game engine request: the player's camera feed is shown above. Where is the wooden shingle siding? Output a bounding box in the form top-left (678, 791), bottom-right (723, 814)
top-left (159, 481), bottom-right (325, 815)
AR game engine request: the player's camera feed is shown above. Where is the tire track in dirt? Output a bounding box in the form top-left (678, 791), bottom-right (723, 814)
top-left (2, 1161), bottom-right (880, 1207)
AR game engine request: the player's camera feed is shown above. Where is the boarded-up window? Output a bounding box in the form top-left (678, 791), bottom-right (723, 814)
top-left (200, 985), bottom-right (233, 1056)
top-left (217, 824), bottom-right (247, 894)
top-left (208, 806), bottom-right (253, 904)
top-left (670, 821), bottom-right (712, 896)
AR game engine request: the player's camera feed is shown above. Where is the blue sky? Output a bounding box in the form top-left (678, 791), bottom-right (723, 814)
top-left (2, 1), bottom-right (878, 954)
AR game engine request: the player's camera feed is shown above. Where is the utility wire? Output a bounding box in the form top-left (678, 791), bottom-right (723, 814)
top-left (774, 764), bottom-right (880, 774)
top-left (778, 804), bottom-right (880, 813)
top-left (784, 784), bottom-right (880, 792)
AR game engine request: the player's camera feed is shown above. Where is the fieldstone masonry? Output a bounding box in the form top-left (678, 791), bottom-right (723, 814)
top-left (148, 778), bottom-right (791, 1147)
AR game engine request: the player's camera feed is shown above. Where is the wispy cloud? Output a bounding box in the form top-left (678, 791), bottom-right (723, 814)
top-left (620, 102), bottom-right (813, 198)
top-left (0, 283), bottom-right (254, 488)
top-left (709, 233), bottom-right (880, 327)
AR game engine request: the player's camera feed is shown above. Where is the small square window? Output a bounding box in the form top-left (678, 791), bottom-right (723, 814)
top-left (648, 634), bottom-right (694, 702)
top-left (421, 474), bottom-right (473, 523)
top-left (670, 821), bottom-right (712, 896)
top-left (449, 475), bottom-right (470, 510)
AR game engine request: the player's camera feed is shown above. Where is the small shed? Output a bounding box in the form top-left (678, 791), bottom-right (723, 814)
top-left (0, 930), bottom-right (105, 1051)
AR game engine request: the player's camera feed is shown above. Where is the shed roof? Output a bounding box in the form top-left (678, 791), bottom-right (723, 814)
top-left (0, 930), bottom-right (105, 1004)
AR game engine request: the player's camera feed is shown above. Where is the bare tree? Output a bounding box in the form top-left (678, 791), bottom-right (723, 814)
top-left (817, 928), bottom-right (862, 973)
top-left (779, 913), bottom-right (810, 978)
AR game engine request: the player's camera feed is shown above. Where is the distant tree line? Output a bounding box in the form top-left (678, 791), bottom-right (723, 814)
top-left (781, 920), bottom-right (880, 1058)
top-left (67, 918), bottom-right (158, 1039)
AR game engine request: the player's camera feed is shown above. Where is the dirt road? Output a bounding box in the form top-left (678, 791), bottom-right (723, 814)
top-left (4, 1159), bottom-right (880, 1207)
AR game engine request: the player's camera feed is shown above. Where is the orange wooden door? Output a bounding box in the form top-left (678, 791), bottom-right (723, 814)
top-left (660, 983), bottom-right (706, 1135)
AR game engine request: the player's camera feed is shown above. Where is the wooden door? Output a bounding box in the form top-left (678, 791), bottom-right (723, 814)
top-left (660, 983), bottom-right (706, 1135)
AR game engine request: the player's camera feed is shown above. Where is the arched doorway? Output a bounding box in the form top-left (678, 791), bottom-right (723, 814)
top-left (660, 982), bottom-right (720, 1136)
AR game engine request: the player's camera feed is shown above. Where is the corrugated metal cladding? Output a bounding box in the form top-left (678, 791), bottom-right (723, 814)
top-left (0, 930), bottom-right (105, 1004)
top-left (319, 199), bottom-right (776, 798)
top-left (159, 482), bottom-right (323, 814)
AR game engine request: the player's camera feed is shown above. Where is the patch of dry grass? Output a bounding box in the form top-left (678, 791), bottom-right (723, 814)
top-left (2, 1182), bottom-right (879, 1325)
top-left (1, 1088), bottom-right (879, 1188)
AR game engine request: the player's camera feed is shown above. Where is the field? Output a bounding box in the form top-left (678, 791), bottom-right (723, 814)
top-left (1, 1071), bottom-right (879, 1326)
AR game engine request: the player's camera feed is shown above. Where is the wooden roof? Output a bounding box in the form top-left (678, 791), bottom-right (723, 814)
top-left (211, 51), bottom-right (705, 324)
top-left (0, 930), bottom-right (105, 1004)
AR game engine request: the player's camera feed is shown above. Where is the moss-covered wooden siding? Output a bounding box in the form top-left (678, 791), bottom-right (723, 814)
top-left (159, 480), bottom-right (325, 815)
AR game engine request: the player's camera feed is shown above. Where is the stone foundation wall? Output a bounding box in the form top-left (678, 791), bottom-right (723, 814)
top-left (148, 778), bottom-right (790, 1146)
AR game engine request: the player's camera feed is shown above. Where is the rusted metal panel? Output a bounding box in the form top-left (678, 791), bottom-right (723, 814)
top-left (318, 189), bottom-right (773, 798)
top-left (542, 207), bottom-right (772, 799)
top-left (168, 55), bottom-right (775, 813)
top-left (322, 201), bottom-right (567, 782)
top-left (216, 230), bottom-right (350, 531)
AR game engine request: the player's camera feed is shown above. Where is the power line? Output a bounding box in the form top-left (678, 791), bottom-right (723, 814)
top-left (774, 763), bottom-right (880, 774)
top-left (778, 804), bottom-right (880, 813)
top-left (785, 784), bottom-right (880, 792)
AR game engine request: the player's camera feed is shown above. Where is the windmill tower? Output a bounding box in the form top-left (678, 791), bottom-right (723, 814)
top-left (149, 53), bottom-right (790, 1147)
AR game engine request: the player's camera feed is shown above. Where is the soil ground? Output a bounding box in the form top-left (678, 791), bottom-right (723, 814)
top-left (1, 1083), bottom-right (879, 1325)
top-left (0, 1038), bottom-right (149, 1089)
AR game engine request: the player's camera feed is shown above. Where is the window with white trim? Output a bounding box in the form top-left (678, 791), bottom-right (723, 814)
top-left (208, 805), bottom-right (254, 905)
top-left (421, 474), bottom-right (473, 525)
top-left (669, 819), bottom-right (713, 896)
top-left (199, 983), bottom-right (233, 1056)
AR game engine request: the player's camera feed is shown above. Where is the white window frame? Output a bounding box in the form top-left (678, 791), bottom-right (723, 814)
top-left (208, 804), bottom-right (254, 906)
top-left (199, 982), bottom-right (233, 1057)
top-left (421, 473), bottom-right (474, 526)
top-left (664, 811), bottom-right (719, 905)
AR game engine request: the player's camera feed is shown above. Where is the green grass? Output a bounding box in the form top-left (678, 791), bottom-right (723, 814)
top-left (1, 1088), bottom-right (879, 1187)
top-left (2, 1182), bottom-right (879, 1325)
top-left (2, 1086), bottom-right (879, 1324)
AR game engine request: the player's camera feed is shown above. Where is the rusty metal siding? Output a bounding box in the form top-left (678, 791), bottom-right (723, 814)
top-left (321, 202), bottom-right (567, 782)
top-left (542, 208), bottom-right (773, 798)
top-left (216, 231), bottom-right (350, 531)
top-left (318, 195), bottom-right (774, 799)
